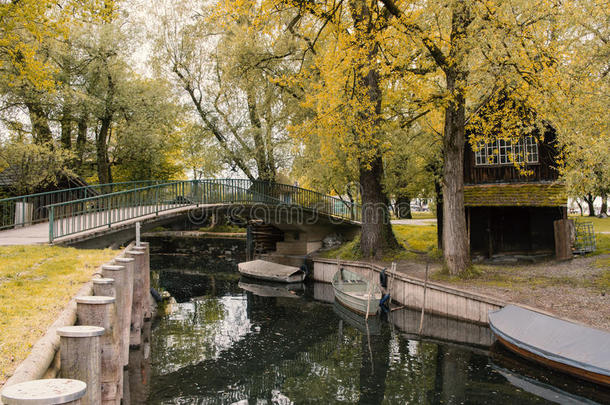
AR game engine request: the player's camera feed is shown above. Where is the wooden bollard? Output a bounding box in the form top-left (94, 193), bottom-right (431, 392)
top-left (133, 243), bottom-right (151, 320)
top-left (57, 326), bottom-right (104, 405)
top-left (126, 250), bottom-right (145, 347)
top-left (102, 261), bottom-right (132, 367)
top-left (1, 379), bottom-right (87, 405)
top-left (93, 278), bottom-right (115, 298)
top-left (76, 296), bottom-right (121, 405)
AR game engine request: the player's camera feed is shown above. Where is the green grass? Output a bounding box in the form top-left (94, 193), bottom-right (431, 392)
top-left (319, 235), bottom-right (363, 260)
top-left (0, 246), bottom-right (117, 385)
top-left (411, 211), bottom-right (435, 219)
top-left (570, 215), bottom-right (610, 233)
top-left (320, 224), bottom-right (441, 261)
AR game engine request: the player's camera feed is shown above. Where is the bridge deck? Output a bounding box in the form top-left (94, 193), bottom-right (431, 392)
top-left (0, 204), bottom-right (213, 245)
top-left (0, 202), bottom-right (362, 246)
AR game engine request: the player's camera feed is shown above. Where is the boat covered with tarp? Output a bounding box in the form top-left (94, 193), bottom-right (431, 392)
top-left (332, 268), bottom-right (381, 316)
top-left (237, 260), bottom-right (306, 283)
top-left (488, 305), bottom-right (610, 387)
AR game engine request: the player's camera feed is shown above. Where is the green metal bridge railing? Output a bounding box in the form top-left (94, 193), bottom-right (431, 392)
top-left (47, 179), bottom-right (361, 242)
top-left (0, 180), bottom-right (166, 230)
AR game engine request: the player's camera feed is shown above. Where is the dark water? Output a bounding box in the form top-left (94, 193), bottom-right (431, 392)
top-left (139, 256), bottom-right (609, 405)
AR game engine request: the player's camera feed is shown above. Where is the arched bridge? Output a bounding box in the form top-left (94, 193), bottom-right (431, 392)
top-left (0, 179), bottom-right (361, 246)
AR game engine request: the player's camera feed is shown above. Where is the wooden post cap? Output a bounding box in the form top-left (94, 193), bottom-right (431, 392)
top-left (100, 264), bottom-right (124, 271)
top-left (75, 296), bottom-right (115, 305)
top-left (1, 379), bottom-right (86, 404)
top-left (125, 251), bottom-right (144, 255)
top-left (114, 257), bottom-right (134, 263)
top-left (57, 326), bottom-right (105, 338)
top-left (92, 278), bottom-right (114, 285)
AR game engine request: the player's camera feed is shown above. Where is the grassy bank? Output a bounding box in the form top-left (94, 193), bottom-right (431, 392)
top-left (320, 219), bottom-right (610, 261)
top-left (0, 246), bottom-right (116, 385)
top-left (319, 224), bottom-right (440, 261)
top-left (570, 215), bottom-right (610, 233)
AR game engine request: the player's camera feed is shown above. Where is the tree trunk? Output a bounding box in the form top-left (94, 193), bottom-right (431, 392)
top-left (26, 102), bottom-right (53, 145)
top-left (395, 195), bottom-right (412, 219)
top-left (442, 97), bottom-right (470, 274)
top-left (585, 194), bottom-right (596, 217)
top-left (97, 117), bottom-right (112, 186)
top-left (441, 4), bottom-right (471, 275)
top-left (97, 72), bottom-right (115, 188)
top-left (246, 88), bottom-right (275, 181)
top-left (359, 155), bottom-right (399, 258)
top-left (76, 114), bottom-right (88, 174)
top-left (601, 195), bottom-right (608, 216)
top-left (435, 183), bottom-right (443, 250)
top-left (575, 198), bottom-right (584, 216)
top-left (60, 104), bottom-right (72, 149)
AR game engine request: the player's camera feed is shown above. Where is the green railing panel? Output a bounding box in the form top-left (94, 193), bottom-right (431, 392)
top-left (46, 179), bottom-right (361, 242)
top-left (0, 180), bottom-right (166, 230)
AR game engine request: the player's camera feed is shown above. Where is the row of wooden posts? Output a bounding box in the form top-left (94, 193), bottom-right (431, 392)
top-left (1, 241), bottom-right (151, 405)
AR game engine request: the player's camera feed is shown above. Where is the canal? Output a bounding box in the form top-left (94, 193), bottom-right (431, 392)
top-left (131, 250), bottom-right (607, 404)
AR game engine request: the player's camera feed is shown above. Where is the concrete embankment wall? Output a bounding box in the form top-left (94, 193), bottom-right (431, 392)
top-left (313, 258), bottom-right (505, 325)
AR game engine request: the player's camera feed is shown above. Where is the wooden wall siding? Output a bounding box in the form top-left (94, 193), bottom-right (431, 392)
top-left (313, 259), bottom-right (505, 325)
top-left (464, 134), bottom-right (560, 185)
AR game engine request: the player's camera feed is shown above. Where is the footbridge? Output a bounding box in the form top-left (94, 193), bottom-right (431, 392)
top-left (0, 179), bottom-right (361, 247)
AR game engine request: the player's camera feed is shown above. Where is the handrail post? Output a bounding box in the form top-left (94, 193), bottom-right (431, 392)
top-left (49, 206), bottom-right (54, 243)
top-left (155, 186), bottom-right (159, 215)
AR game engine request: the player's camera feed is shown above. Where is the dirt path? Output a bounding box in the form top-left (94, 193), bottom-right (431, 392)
top-left (374, 254), bottom-right (610, 331)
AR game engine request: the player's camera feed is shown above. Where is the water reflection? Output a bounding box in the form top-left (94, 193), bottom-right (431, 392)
top-left (131, 265), bottom-right (608, 405)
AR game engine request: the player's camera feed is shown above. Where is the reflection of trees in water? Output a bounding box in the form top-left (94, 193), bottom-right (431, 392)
top-left (151, 295), bottom-right (251, 375)
top-left (147, 270), bottom-right (559, 404)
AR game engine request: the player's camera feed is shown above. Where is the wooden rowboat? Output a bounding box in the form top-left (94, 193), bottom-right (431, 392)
top-left (332, 268), bottom-right (381, 316)
top-left (237, 260), bottom-right (306, 283)
top-left (488, 305), bottom-right (610, 387)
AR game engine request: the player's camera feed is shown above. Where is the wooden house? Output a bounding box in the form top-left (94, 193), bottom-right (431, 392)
top-left (464, 122), bottom-right (567, 258)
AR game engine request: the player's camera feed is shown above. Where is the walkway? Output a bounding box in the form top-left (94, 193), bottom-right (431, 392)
top-left (0, 179), bottom-right (361, 245)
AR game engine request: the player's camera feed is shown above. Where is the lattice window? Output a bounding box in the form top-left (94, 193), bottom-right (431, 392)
top-left (525, 136), bottom-right (539, 163)
top-left (474, 136), bottom-right (538, 166)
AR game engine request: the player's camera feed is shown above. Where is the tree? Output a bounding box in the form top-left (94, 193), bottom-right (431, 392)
top-left (378, 0), bottom-right (567, 274)
top-left (0, 137), bottom-right (73, 195)
top-left (152, 0), bottom-right (296, 182)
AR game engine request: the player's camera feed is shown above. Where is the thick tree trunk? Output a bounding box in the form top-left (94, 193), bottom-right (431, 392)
top-left (26, 102), bottom-right (53, 145)
top-left (442, 98), bottom-right (470, 274)
top-left (585, 194), bottom-right (596, 217)
top-left (395, 195), bottom-right (412, 219)
top-left (441, 4), bottom-right (471, 275)
top-left (359, 155), bottom-right (399, 258)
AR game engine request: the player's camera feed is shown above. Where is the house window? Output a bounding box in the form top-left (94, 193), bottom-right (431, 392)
top-left (474, 136), bottom-right (538, 166)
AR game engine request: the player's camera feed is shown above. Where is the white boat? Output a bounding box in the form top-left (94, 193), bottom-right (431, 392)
top-left (332, 268), bottom-right (381, 316)
top-left (237, 260), bottom-right (306, 283)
